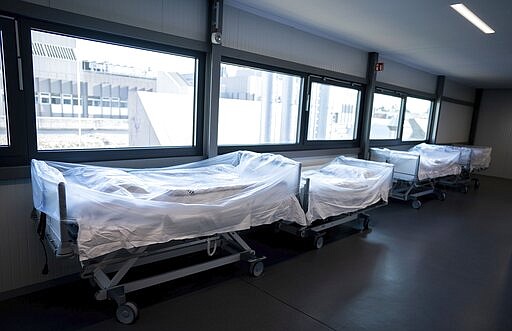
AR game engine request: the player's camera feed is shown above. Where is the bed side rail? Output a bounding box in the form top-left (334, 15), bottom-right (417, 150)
top-left (370, 148), bottom-right (419, 182)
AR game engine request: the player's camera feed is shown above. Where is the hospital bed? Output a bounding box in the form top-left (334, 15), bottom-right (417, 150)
top-left (411, 143), bottom-right (491, 192)
top-left (370, 146), bottom-right (461, 209)
top-left (454, 144), bottom-right (492, 189)
top-left (277, 156), bottom-right (394, 249)
top-left (31, 151), bottom-right (306, 324)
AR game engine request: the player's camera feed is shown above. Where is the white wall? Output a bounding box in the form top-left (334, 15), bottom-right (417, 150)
top-left (377, 58), bottom-right (437, 94)
top-left (444, 79), bottom-right (475, 102)
top-left (0, 180), bottom-right (80, 295)
top-left (22, 0), bottom-right (208, 41)
top-left (474, 90), bottom-right (512, 179)
top-left (222, 5), bottom-right (367, 78)
top-left (436, 102), bottom-right (473, 144)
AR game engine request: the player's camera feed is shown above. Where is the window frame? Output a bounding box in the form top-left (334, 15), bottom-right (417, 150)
top-left (0, 17), bottom-right (28, 166)
top-left (218, 57), bottom-right (306, 154)
top-left (303, 76), bottom-right (362, 148)
top-left (19, 18), bottom-right (205, 163)
top-left (401, 95), bottom-right (434, 142)
top-left (218, 57), bottom-right (362, 154)
top-left (370, 86), bottom-right (434, 147)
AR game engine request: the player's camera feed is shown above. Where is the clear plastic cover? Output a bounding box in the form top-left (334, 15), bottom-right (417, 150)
top-left (31, 151), bottom-right (306, 260)
top-left (302, 156), bottom-right (394, 224)
top-left (456, 145), bottom-right (492, 170)
top-left (409, 143), bottom-right (462, 180)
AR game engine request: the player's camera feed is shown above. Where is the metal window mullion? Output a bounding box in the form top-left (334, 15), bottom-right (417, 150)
top-left (398, 97), bottom-right (407, 140)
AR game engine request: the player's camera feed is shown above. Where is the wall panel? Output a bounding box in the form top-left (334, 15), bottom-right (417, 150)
top-left (474, 90), bottom-right (512, 179)
top-left (222, 5), bottom-right (367, 78)
top-left (444, 79), bottom-right (475, 102)
top-left (436, 102), bottom-right (473, 144)
top-left (21, 0), bottom-right (208, 41)
top-left (377, 57), bottom-right (437, 94)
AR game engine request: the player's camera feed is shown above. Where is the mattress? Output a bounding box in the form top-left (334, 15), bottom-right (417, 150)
top-left (302, 156), bottom-right (394, 224)
top-left (31, 151), bottom-right (307, 261)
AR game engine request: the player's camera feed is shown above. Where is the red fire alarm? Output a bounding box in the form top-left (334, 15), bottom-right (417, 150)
top-left (375, 62), bottom-right (384, 72)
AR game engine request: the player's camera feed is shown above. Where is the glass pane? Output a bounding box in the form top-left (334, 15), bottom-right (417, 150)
top-left (370, 93), bottom-right (402, 140)
top-left (218, 63), bottom-right (302, 145)
top-left (0, 31), bottom-right (9, 147)
top-left (31, 30), bottom-right (197, 150)
top-left (307, 82), bottom-right (359, 140)
top-left (402, 97), bottom-right (432, 141)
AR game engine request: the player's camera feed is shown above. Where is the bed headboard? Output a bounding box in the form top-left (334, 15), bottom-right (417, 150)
top-left (370, 148), bottom-right (420, 181)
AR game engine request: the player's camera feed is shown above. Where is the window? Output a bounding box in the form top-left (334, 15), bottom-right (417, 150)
top-left (307, 81), bottom-right (359, 141)
top-left (40, 92), bottom-right (50, 104)
top-left (370, 93), bottom-right (402, 140)
top-left (402, 97), bottom-right (432, 141)
top-left (31, 30), bottom-right (199, 151)
top-left (0, 32), bottom-right (8, 147)
top-left (50, 94), bottom-right (61, 104)
top-left (218, 62), bottom-right (302, 145)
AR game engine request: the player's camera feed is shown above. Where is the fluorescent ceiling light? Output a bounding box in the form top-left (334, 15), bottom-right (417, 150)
top-left (451, 3), bottom-right (495, 34)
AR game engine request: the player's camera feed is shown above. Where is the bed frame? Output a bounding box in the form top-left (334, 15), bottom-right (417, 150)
top-left (434, 146), bottom-right (473, 193)
top-left (276, 158), bottom-right (392, 249)
top-left (31, 152), bottom-right (308, 325)
top-left (370, 148), bottom-right (446, 209)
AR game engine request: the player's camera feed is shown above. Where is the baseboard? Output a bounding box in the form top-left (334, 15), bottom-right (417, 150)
top-left (0, 273), bottom-right (81, 302)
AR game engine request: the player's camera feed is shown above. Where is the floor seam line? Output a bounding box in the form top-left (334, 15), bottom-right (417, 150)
top-left (240, 278), bottom-right (337, 331)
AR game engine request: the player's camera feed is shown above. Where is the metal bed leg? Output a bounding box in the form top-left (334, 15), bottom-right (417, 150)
top-left (225, 232), bottom-right (265, 277)
top-left (358, 213), bottom-right (371, 231)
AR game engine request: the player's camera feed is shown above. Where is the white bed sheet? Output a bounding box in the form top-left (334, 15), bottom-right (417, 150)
top-left (302, 156), bottom-right (393, 224)
top-left (31, 151), bottom-right (306, 261)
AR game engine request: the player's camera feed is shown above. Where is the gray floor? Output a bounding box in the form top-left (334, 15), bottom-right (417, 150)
top-left (1, 176), bottom-right (511, 330)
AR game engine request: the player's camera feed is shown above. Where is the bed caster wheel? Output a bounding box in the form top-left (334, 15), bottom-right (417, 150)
top-left (411, 200), bottom-right (422, 209)
top-left (436, 191), bottom-right (446, 201)
top-left (461, 185), bottom-right (469, 194)
top-left (312, 236), bottom-right (324, 249)
top-left (116, 302), bottom-right (138, 324)
top-left (249, 261), bottom-right (264, 277)
top-left (474, 179), bottom-right (480, 189)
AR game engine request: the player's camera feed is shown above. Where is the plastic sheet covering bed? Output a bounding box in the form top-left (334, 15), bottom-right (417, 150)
top-left (457, 145), bottom-right (492, 170)
top-left (302, 156), bottom-right (394, 224)
top-left (408, 143), bottom-right (462, 180)
top-left (31, 151), bottom-right (306, 261)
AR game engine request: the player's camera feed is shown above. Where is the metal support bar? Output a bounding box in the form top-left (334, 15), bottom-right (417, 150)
top-left (359, 52), bottom-right (379, 160)
top-left (226, 232), bottom-right (253, 254)
top-left (429, 76), bottom-right (445, 144)
top-left (300, 177), bottom-right (310, 211)
top-left (468, 88), bottom-right (482, 145)
top-left (93, 269), bottom-right (112, 291)
top-left (309, 213), bottom-right (359, 233)
top-left (123, 253), bottom-right (242, 294)
top-left (108, 247), bottom-right (146, 288)
top-left (279, 201), bottom-right (387, 238)
top-left (204, 0), bottom-right (224, 158)
top-left (82, 237), bottom-right (222, 277)
top-left (90, 232), bottom-right (259, 301)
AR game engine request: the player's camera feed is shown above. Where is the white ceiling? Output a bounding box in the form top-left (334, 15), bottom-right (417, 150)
top-left (226, 0), bottom-right (512, 88)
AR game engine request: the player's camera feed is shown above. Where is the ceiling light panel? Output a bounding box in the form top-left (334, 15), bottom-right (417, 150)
top-left (451, 3), bottom-right (495, 34)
